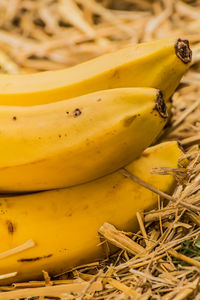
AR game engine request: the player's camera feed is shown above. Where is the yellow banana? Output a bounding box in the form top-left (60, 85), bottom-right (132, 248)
top-left (0, 87), bottom-right (167, 192)
top-left (0, 38), bottom-right (191, 106)
top-left (0, 141), bottom-right (183, 284)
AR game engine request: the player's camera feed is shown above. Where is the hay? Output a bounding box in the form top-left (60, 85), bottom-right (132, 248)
top-left (0, 0), bottom-right (200, 299)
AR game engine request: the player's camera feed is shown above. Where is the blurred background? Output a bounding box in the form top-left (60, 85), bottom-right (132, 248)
top-left (0, 0), bottom-right (199, 74)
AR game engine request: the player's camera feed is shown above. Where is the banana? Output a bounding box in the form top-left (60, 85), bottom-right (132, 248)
top-left (0, 87), bottom-right (168, 192)
top-left (0, 38), bottom-right (191, 106)
top-left (0, 141), bottom-right (183, 284)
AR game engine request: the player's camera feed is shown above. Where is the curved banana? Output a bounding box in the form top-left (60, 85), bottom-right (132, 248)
top-left (0, 87), bottom-right (167, 192)
top-left (0, 141), bottom-right (183, 284)
top-left (0, 38), bottom-right (192, 106)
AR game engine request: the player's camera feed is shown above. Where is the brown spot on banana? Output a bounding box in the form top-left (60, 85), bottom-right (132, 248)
top-left (112, 69), bottom-right (120, 79)
top-left (154, 91), bottom-right (168, 119)
top-left (18, 254), bottom-right (52, 262)
top-left (175, 39), bottom-right (192, 64)
top-left (73, 108), bottom-right (82, 117)
top-left (6, 220), bottom-right (15, 234)
top-left (123, 115), bottom-right (137, 127)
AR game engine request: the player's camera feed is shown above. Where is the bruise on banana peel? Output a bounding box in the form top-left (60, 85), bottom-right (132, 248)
top-left (18, 254), bottom-right (53, 262)
top-left (123, 114), bottom-right (138, 127)
top-left (6, 220), bottom-right (15, 234)
top-left (0, 141), bottom-right (184, 284)
top-left (0, 88), bottom-right (168, 192)
top-left (0, 38), bottom-right (192, 106)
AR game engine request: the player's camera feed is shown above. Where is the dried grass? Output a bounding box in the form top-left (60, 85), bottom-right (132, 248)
top-left (0, 0), bottom-right (200, 299)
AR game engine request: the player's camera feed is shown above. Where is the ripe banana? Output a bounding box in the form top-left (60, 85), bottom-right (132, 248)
top-left (0, 141), bottom-right (183, 284)
top-left (0, 87), bottom-right (167, 192)
top-left (0, 38), bottom-right (191, 106)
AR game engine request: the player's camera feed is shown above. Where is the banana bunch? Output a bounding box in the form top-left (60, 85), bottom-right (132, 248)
top-left (0, 38), bottom-right (191, 284)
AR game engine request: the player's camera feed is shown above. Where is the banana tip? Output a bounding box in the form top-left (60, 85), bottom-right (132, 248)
top-left (155, 91), bottom-right (168, 119)
top-left (175, 38), bottom-right (192, 64)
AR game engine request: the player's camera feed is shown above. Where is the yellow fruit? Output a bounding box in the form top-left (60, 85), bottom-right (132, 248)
top-left (0, 87), bottom-right (167, 192)
top-left (0, 38), bottom-right (191, 106)
top-left (0, 141), bottom-right (183, 284)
